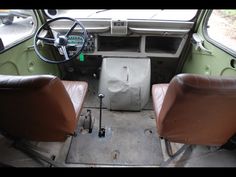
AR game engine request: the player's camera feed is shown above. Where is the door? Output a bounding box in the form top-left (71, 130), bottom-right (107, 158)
top-left (0, 9), bottom-right (60, 76)
top-left (182, 10), bottom-right (236, 77)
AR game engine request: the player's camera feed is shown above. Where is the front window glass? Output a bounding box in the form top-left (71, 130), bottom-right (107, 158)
top-left (45, 9), bottom-right (198, 21)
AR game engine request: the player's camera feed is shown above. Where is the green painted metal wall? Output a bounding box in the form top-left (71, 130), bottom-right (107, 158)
top-left (183, 10), bottom-right (236, 77)
top-left (0, 10), bottom-right (60, 77)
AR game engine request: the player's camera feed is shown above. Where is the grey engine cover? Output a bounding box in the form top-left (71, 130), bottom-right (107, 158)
top-left (99, 57), bottom-right (150, 111)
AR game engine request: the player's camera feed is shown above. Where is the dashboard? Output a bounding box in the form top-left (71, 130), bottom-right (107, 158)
top-left (50, 19), bottom-right (194, 59)
top-left (45, 17), bottom-right (196, 83)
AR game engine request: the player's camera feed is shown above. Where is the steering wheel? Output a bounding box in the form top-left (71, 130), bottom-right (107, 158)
top-left (34, 17), bottom-right (88, 64)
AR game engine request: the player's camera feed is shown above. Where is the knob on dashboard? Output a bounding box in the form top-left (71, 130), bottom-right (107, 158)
top-left (44, 9), bottom-right (59, 18)
top-left (47, 9), bottom-right (57, 16)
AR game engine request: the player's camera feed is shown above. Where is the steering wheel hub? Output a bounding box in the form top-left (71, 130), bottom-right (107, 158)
top-left (55, 36), bottom-right (68, 47)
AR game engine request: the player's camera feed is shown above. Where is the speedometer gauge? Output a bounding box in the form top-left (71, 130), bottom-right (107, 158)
top-left (68, 35), bottom-right (84, 47)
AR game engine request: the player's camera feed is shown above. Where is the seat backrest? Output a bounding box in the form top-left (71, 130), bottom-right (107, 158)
top-left (157, 73), bottom-right (236, 145)
top-left (0, 75), bottom-right (77, 141)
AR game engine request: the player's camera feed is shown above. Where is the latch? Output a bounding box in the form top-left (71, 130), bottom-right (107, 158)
top-left (192, 33), bottom-right (212, 54)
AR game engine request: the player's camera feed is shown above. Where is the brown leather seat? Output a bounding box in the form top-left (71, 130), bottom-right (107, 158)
top-left (152, 73), bottom-right (236, 146)
top-left (0, 75), bottom-right (88, 142)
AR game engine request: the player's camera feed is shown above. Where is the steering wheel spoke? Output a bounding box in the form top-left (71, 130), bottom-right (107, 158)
top-left (37, 37), bottom-right (55, 43)
top-left (34, 17), bottom-right (87, 64)
top-left (43, 42), bottom-right (55, 46)
top-left (61, 46), bottom-right (69, 60)
top-left (65, 22), bottom-right (78, 37)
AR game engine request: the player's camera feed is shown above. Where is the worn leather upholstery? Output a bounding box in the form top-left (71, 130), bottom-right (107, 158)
top-left (0, 75), bottom-right (88, 141)
top-left (152, 73), bottom-right (236, 146)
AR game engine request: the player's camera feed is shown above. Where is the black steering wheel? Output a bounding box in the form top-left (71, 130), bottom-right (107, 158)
top-left (34, 17), bottom-right (88, 64)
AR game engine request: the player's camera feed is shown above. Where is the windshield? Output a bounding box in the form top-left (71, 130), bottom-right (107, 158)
top-left (45, 9), bottom-right (198, 21)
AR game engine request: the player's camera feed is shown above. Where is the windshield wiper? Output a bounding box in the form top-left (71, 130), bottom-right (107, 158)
top-left (87, 9), bottom-right (110, 18)
top-left (95, 9), bottom-right (110, 14)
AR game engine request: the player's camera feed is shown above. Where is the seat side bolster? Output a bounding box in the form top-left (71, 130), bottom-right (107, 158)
top-left (152, 84), bottom-right (169, 133)
top-left (62, 81), bottom-right (88, 118)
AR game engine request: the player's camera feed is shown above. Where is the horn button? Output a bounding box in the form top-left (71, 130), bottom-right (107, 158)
top-left (55, 36), bottom-right (68, 47)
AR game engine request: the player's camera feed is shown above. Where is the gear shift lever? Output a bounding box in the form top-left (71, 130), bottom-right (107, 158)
top-left (98, 93), bottom-right (105, 137)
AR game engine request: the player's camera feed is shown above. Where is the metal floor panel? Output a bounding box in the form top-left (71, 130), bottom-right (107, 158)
top-left (66, 108), bottom-right (163, 166)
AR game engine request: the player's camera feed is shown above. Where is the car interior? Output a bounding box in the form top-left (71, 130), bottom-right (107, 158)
top-left (0, 9), bottom-right (236, 167)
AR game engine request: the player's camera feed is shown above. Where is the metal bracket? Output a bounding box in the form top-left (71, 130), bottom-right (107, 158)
top-left (13, 140), bottom-right (65, 167)
top-left (160, 139), bottom-right (191, 167)
top-left (83, 109), bottom-right (94, 133)
top-left (26, 45), bottom-right (35, 50)
top-left (164, 139), bottom-right (190, 158)
top-left (98, 128), bottom-right (105, 137)
top-left (192, 33), bottom-right (212, 54)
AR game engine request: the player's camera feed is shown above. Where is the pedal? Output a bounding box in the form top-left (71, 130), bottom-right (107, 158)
top-left (82, 109), bottom-right (94, 133)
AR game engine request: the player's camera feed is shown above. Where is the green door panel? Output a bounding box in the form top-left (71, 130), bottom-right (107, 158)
top-left (0, 10), bottom-right (61, 77)
top-left (220, 67), bottom-right (236, 76)
top-left (183, 44), bottom-right (236, 76)
top-left (0, 61), bottom-right (19, 75)
top-left (182, 10), bottom-right (236, 77)
top-left (0, 38), bottom-right (60, 76)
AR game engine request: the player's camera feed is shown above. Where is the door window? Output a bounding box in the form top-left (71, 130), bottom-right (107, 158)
top-left (205, 10), bottom-right (236, 55)
top-left (0, 9), bottom-right (37, 50)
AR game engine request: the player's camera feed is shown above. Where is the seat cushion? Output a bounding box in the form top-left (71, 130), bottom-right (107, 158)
top-left (152, 84), bottom-right (169, 133)
top-left (152, 74), bottom-right (236, 145)
top-left (0, 75), bottom-right (88, 141)
top-left (62, 81), bottom-right (88, 118)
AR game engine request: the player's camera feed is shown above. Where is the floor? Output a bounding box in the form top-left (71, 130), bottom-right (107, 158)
top-left (66, 108), bottom-right (163, 166)
top-left (0, 76), bottom-right (236, 167)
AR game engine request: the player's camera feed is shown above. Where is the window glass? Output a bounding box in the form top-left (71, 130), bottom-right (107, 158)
top-left (206, 10), bottom-right (236, 53)
top-left (45, 9), bottom-right (198, 21)
top-left (0, 9), bottom-right (36, 49)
